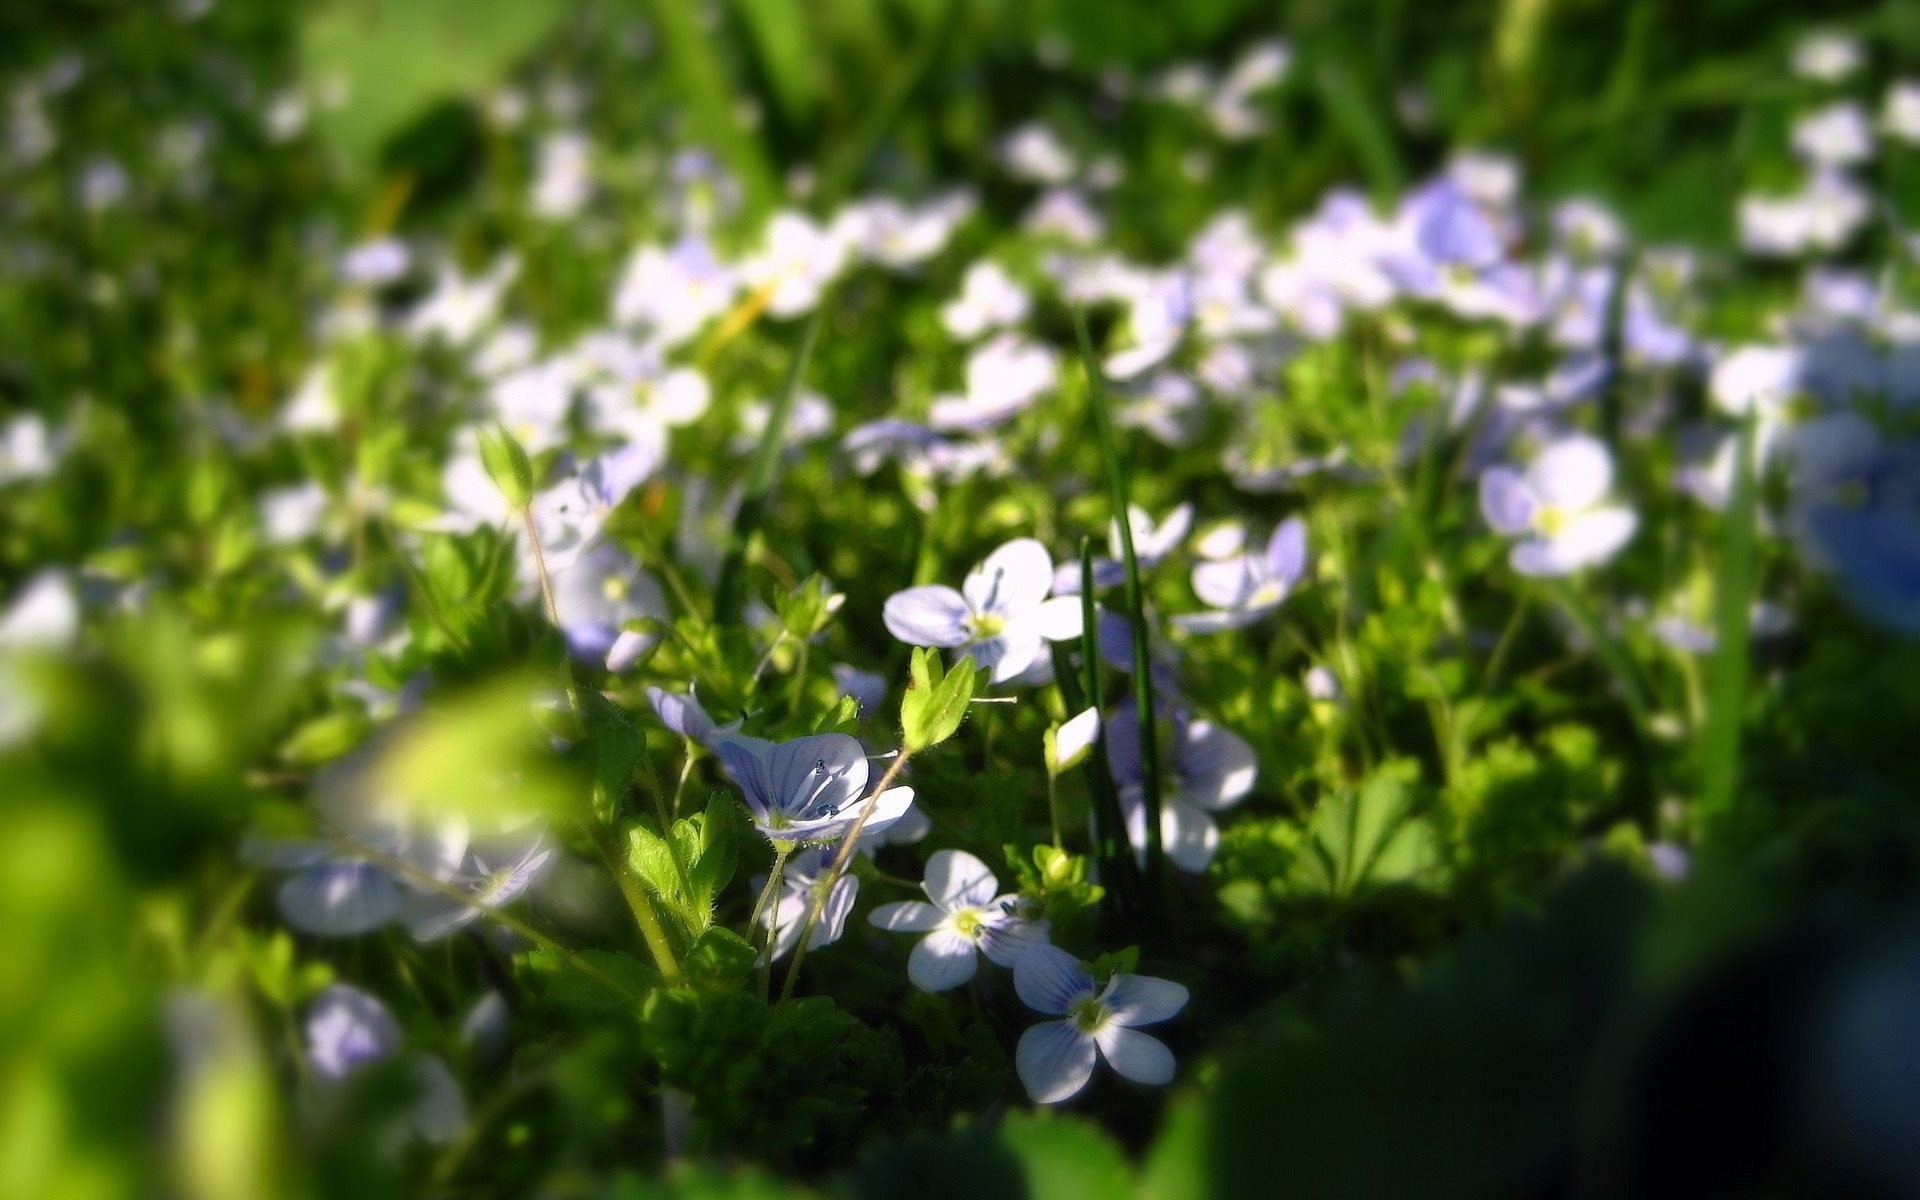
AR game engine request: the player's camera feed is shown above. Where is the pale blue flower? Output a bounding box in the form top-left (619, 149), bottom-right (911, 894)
top-left (401, 829), bottom-right (554, 942)
top-left (304, 984), bottom-right (467, 1145)
top-left (870, 849), bottom-right (1049, 992)
top-left (1105, 698), bottom-right (1257, 872)
top-left (761, 845), bottom-right (860, 962)
top-left (715, 732), bottom-right (916, 844)
top-left (1013, 945), bottom-right (1187, 1103)
top-left (883, 538), bottom-right (1084, 683)
top-left (1174, 518), bottom-right (1307, 632)
top-left (1478, 435), bottom-right (1637, 576)
top-left (1053, 504), bottom-right (1193, 594)
top-left (550, 540), bottom-right (667, 672)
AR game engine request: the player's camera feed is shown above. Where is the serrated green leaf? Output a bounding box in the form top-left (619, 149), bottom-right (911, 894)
top-left (901, 648), bottom-right (976, 751)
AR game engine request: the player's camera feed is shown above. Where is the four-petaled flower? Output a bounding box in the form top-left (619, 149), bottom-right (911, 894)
top-left (716, 732), bottom-right (915, 845)
top-left (1175, 517), bottom-right (1307, 631)
top-left (869, 849), bottom-right (1050, 991)
top-left (883, 538), bottom-right (1084, 683)
top-left (1013, 944), bottom-right (1188, 1103)
top-left (1478, 435), bottom-right (1637, 576)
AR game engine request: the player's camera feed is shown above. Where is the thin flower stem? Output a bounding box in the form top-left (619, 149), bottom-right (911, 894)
top-left (1072, 308), bottom-right (1165, 893)
top-left (1046, 770), bottom-right (1063, 850)
top-left (1484, 593), bottom-right (1532, 688)
top-left (521, 504), bottom-right (560, 627)
top-left (778, 750), bottom-right (913, 1001)
top-left (749, 844), bottom-right (792, 999)
top-left (671, 744), bottom-right (696, 822)
top-left (591, 823), bottom-right (685, 984)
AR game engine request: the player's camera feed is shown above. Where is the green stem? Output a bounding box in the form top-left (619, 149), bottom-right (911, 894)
top-left (750, 844), bottom-right (792, 1000)
top-left (1074, 538), bottom-right (1144, 917)
top-left (714, 304), bottom-right (826, 622)
top-left (779, 750), bottom-right (913, 1000)
top-left (1072, 309), bottom-right (1165, 893)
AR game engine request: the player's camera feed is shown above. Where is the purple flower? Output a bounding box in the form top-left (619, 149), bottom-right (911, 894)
top-left (1175, 518), bottom-right (1307, 632)
top-left (869, 849), bottom-right (1050, 991)
top-left (1105, 699), bottom-right (1257, 872)
top-left (1478, 435), bottom-right (1637, 576)
top-left (1013, 945), bottom-right (1188, 1103)
top-left (306, 984), bottom-right (402, 1080)
top-left (883, 538), bottom-right (1084, 684)
top-left (401, 830), bottom-right (554, 942)
top-left (761, 845), bottom-right (860, 962)
top-left (715, 732), bottom-right (915, 845)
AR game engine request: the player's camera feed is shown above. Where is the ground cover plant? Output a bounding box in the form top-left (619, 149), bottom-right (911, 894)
top-left (7, 1), bottom-right (1920, 1196)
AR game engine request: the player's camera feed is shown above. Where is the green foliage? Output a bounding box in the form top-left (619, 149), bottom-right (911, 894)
top-left (900, 647), bottom-right (978, 752)
top-left (300, 0), bottom-right (567, 176)
top-left (639, 990), bottom-right (903, 1156)
top-left (477, 423), bottom-right (536, 510)
top-left (1292, 760), bottom-right (1442, 900)
top-left (629, 803), bottom-right (741, 944)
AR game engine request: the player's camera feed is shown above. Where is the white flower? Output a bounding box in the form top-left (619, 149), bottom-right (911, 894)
top-left (741, 210), bottom-right (847, 318)
top-left (1792, 102), bottom-right (1875, 168)
top-left (869, 850), bottom-right (1049, 991)
top-left (941, 261), bottom-right (1031, 341)
top-left (1478, 435), bottom-right (1637, 576)
top-left (1792, 32), bottom-right (1864, 82)
top-left (1884, 81), bottom-right (1920, 144)
top-left (612, 236), bottom-right (738, 347)
top-left (1000, 122), bottom-right (1077, 184)
top-left (530, 129), bottom-right (592, 220)
top-left (882, 538), bottom-right (1084, 684)
top-left (1013, 945), bottom-right (1187, 1103)
top-left (929, 334), bottom-right (1059, 432)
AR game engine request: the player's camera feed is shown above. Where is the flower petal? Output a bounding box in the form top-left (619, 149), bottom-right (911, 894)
top-left (1176, 719), bottom-right (1256, 809)
top-left (908, 927), bottom-right (979, 992)
top-left (963, 538), bottom-right (1053, 616)
top-left (1163, 802), bottom-right (1220, 873)
top-left (1528, 435), bottom-right (1613, 510)
top-left (279, 862), bottom-right (402, 936)
top-left (1265, 517), bottom-right (1308, 585)
top-left (1017, 1021), bottom-right (1099, 1104)
top-left (883, 586), bottom-right (972, 648)
top-left (1478, 467), bottom-right (1537, 535)
top-left (1034, 596), bottom-right (1085, 642)
top-left (1094, 1025), bottom-right (1176, 1086)
top-left (1104, 973), bottom-right (1190, 1026)
top-left (1014, 943), bottom-right (1095, 1014)
top-left (1191, 558), bottom-right (1255, 610)
top-left (869, 900), bottom-right (944, 932)
top-left (923, 848), bottom-right (999, 910)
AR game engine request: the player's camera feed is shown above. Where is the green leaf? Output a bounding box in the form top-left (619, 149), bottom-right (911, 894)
top-left (901, 647), bottom-right (977, 751)
top-left (729, 0), bottom-right (823, 123)
top-left (477, 423), bottom-right (535, 509)
top-left (1700, 414), bottom-right (1758, 832)
top-left (1294, 760), bottom-right (1439, 899)
top-left (997, 1111), bottom-right (1135, 1200)
top-left (301, 0), bottom-right (566, 177)
top-left (685, 927), bottom-right (758, 991)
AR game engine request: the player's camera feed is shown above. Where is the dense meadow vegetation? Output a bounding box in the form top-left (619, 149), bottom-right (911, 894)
top-left (6, 1), bottom-right (1920, 1196)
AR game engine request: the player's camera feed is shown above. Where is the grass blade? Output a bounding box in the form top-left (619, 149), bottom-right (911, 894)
top-left (1071, 308), bottom-right (1165, 893)
top-left (713, 302), bottom-right (825, 622)
top-left (1070, 537), bottom-right (1143, 918)
top-left (1700, 413), bottom-right (1758, 832)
